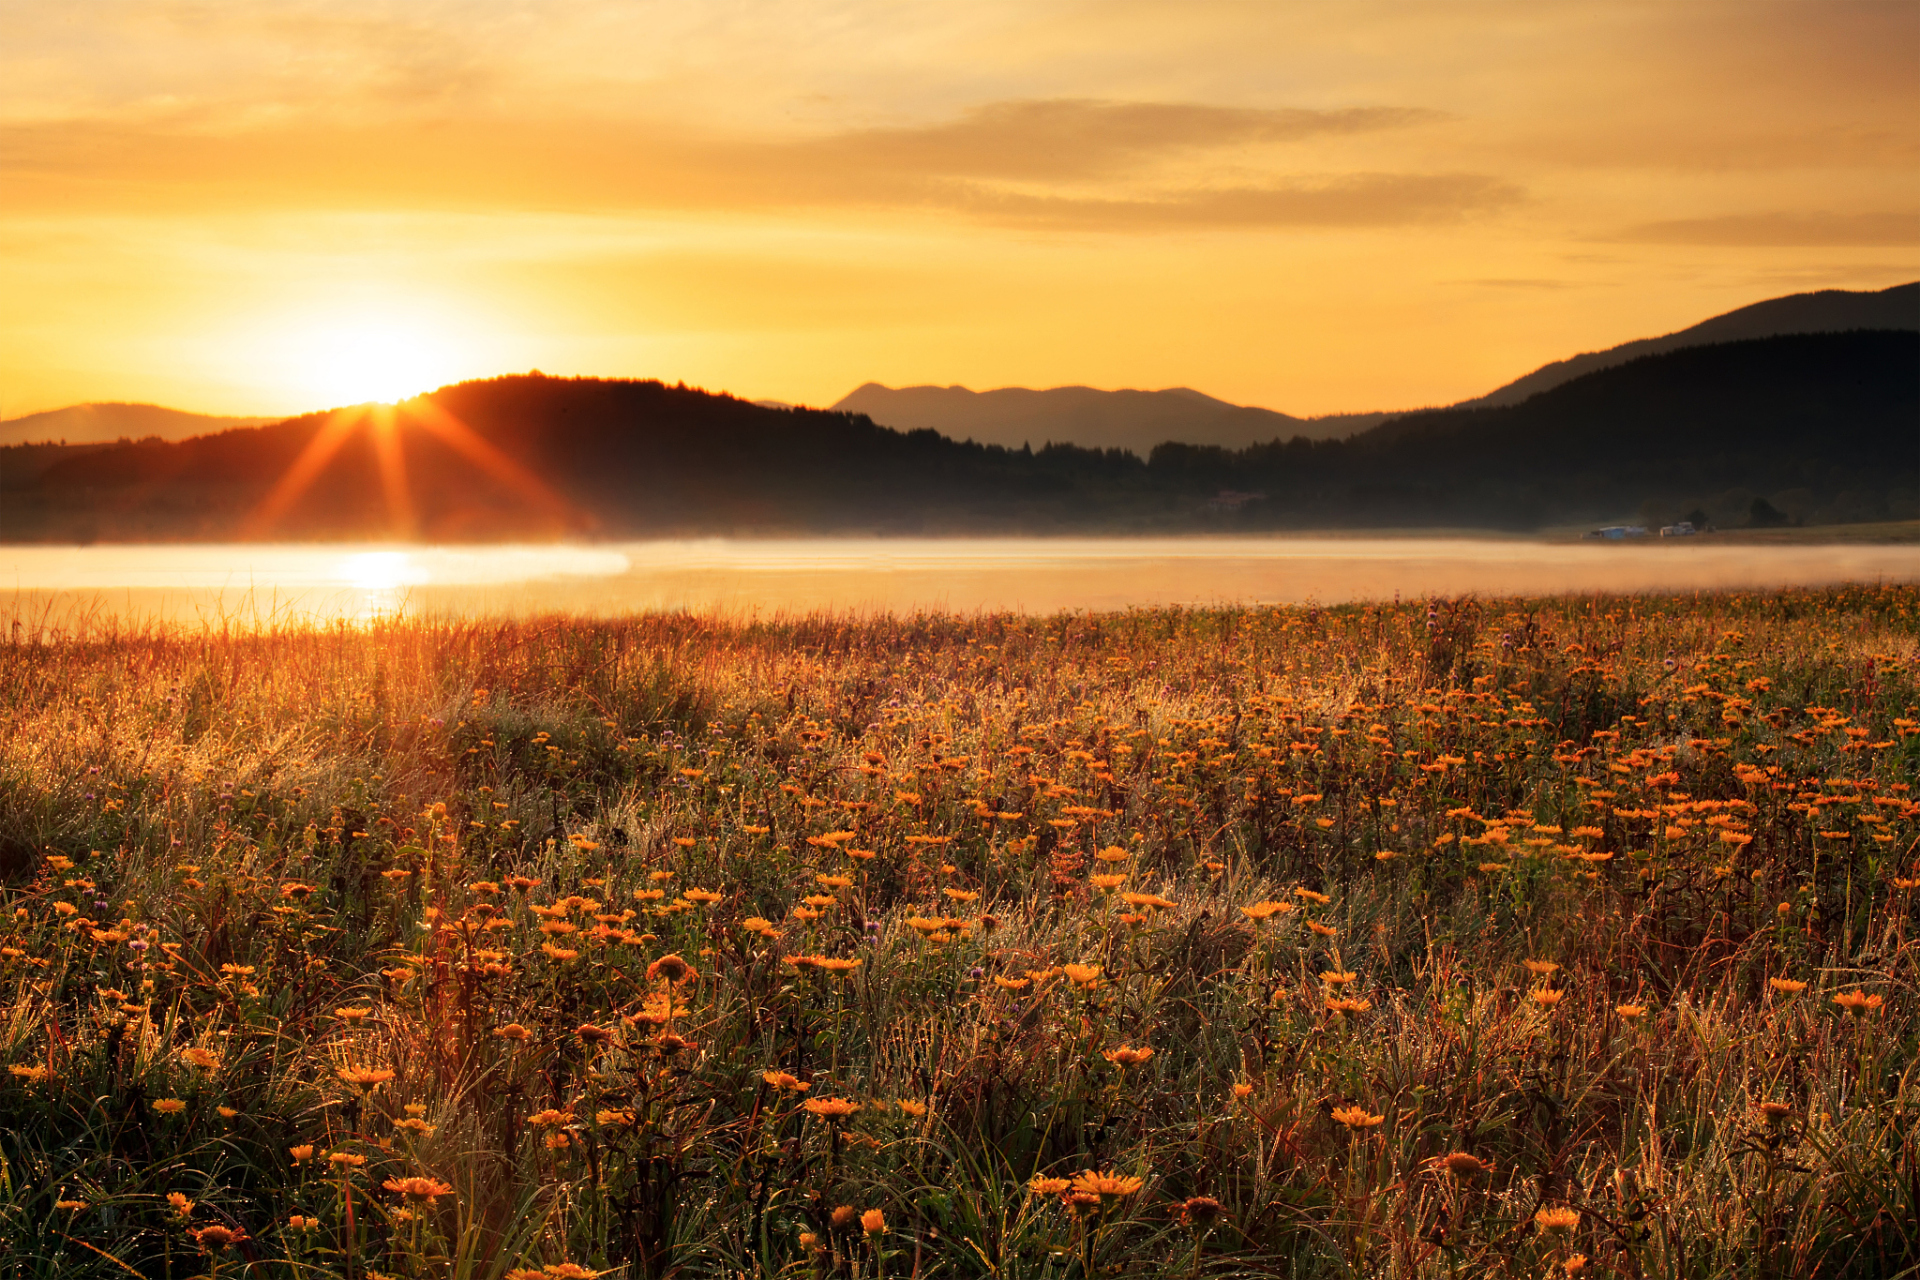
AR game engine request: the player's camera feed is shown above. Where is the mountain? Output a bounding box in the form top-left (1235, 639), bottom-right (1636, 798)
top-left (1147, 330), bottom-right (1917, 530)
top-left (832, 383), bottom-right (1386, 453)
top-left (0, 402), bottom-right (274, 447)
top-left (3, 330), bottom-right (1912, 542)
top-left (836, 282), bottom-right (1918, 451)
top-left (1457, 281), bottom-right (1919, 410)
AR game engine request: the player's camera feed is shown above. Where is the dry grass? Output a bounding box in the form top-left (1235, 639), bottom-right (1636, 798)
top-left (0, 586), bottom-right (1915, 1278)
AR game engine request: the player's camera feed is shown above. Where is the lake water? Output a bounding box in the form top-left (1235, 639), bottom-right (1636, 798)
top-left (2, 537), bottom-right (1916, 632)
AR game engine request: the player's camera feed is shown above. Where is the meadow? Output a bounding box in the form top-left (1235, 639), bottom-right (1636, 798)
top-left (0, 587), bottom-right (1915, 1278)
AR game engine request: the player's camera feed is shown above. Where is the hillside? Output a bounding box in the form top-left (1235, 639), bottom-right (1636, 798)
top-left (1156, 329), bottom-right (1917, 529)
top-left (833, 383), bottom-right (1384, 452)
top-left (1457, 280), bottom-right (1918, 409)
top-left (1, 330), bottom-right (1912, 541)
top-left (0, 402), bottom-right (273, 447)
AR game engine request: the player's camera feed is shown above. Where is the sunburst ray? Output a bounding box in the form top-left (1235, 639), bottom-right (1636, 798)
top-left (242, 407), bottom-right (368, 537)
top-left (400, 399), bottom-right (585, 529)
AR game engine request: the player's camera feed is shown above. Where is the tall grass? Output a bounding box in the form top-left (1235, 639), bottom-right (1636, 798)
top-left (0, 586), bottom-right (1915, 1277)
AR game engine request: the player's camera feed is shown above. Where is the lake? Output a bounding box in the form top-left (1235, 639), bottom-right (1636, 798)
top-left (3, 537), bottom-right (1916, 632)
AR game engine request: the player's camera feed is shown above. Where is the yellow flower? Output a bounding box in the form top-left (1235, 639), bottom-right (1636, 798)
top-left (181, 1046), bottom-right (221, 1071)
top-left (1535, 1205), bottom-right (1580, 1230)
top-left (1530, 987), bottom-right (1565, 1007)
top-left (1102, 1045), bottom-right (1154, 1066)
top-left (1522, 959), bottom-right (1559, 976)
top-left (1062, 963), bottom-right (1103, 986)
top-left (646, 954), bottom-right (697, 984)
top-left (1330, 1105), bottom-right (1384, 1129)
top-left (191, 1224), bottom-right (246, 1251)
top-left (338, 1066), bottom-right (396, 1090)
top-left (1615, 1004), bottom-right (1647, 1020)
top-left (1768, 977), bottom-right (1807, 994)
top-left (860, 1207), bottom-right (887, 1235)
top-left (762, 1070), bottom-right (810, 1093)
top-left (383, 1176), bottom-right (454, 1204)
top-left (804, 1097), bottom-right (860, 1121)
top-left (1068, 1170), bottom-right (1144, 1198)
top-left (154, 1098), bottom-right (187, 1114)
top-left (1833, 989), bottom-right (1884, 1013)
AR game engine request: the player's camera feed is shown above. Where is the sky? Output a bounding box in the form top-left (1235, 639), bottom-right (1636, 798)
top-left (2, 0), bottom-right (1916, 419)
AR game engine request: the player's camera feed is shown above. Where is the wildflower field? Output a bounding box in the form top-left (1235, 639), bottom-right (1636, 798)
top-left (2, 587), bottom-right (1916, 1278)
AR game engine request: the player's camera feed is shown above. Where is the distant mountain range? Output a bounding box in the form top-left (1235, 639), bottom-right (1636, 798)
top-left (832, 384), bottom-right (1385, 453)
top-left (7, 281), bottom-right (1912, 458)
top-left (0, 402), bottom-right (274, 448)
top-left (3, 328), bottom-right (1912, 541)
top-left (837, 281), bottom-right (1917, 449)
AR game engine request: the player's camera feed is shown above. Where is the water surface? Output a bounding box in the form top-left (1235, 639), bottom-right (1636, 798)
top-left (3, 537), bottom-right (1915, 632)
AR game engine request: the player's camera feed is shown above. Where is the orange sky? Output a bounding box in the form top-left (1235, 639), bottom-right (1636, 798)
top-left (3, 0), bottom-right (1915, 420)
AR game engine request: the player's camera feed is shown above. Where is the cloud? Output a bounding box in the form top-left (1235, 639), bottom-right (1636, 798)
top-left (946, 172), bottom-right (1521, 230)
top-left (0, 98), bottom-right (1499, 234)
top-left (1614, 212), bottom-right (1920, 248)
top-left (800, 99), bottom-right (1443, 182)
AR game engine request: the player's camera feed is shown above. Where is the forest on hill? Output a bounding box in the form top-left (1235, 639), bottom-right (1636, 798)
top-left (1, 330), bottom-right (1913, 542)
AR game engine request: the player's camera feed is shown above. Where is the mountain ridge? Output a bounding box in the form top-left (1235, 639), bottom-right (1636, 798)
top-left (834, 281), bottom-right (1918, 449)
top-left (831, 382), bottom-right (1386, 453)
top-left (3, 329), bottom-right (1912, 542)
top-left (0, 402), bottom-right (275, 448)
top-left (12, 281), bottom-right (1913, 456)
top-left (1457, 280), bottom-right (1919, 410)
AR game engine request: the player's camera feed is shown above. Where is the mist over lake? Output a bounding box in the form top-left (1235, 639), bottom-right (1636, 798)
top-left (5, 537), bottom-right (1916, 631)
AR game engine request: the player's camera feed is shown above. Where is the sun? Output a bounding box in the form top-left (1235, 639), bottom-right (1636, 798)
top-left (232, 301), bottom-right (491, 409)
top-left (299, 321), bottom-right (464, 406)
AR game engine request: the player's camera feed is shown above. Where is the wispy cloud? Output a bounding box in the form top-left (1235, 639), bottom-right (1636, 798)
top-left (1, 98), bottom-right (1497, 233)
top-left (799, 100), bottom-right (1443, 182)
top-left (946, 172), bottom-right (1520, 231)
top-left (1614, 212), bottom-right (1920, 248)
